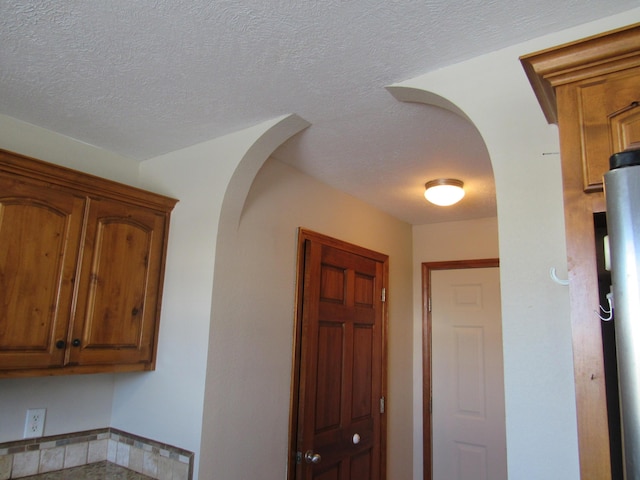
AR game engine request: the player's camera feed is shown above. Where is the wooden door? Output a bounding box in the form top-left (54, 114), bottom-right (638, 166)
top-left (0, 174), bottom-right (85, 369)
top-left (292, 230), bottom-right (388, 480)
top-left (69, 197), bottom-right (166, 367)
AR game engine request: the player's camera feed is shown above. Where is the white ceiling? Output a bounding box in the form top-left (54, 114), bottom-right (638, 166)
top-left (1, 2), bottom-right (637, 225)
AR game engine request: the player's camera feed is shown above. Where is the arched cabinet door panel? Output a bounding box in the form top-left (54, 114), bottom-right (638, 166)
top-left (0, 174), bottom-right (85, 370)
top-left (574, 67), bottom-right (640, 192)
top-left (70, 198), bottom-right (166, 367)
top-left (609, 101), bottom-right (640, 154)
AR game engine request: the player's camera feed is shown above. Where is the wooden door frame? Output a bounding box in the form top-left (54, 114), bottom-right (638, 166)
top-left (288, 228), bottom-right (389, 480)
top-left (422, 258), bottom-right (500, 480)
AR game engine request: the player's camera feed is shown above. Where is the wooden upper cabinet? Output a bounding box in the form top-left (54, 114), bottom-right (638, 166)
top-left (521, 23), bottom-right (640, 192)
top-left (521, 24), bottom-right (640, 192)
top-left (0, 149), bottom-right (177, 377)
top-left (521, 23), bottom-right (640, 480)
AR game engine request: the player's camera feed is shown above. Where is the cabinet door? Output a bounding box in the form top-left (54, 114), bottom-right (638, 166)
top-left (0, 175), bottom-right (85, 369)
top-left (69, 198), bottom-right (167, 367)
top-left (575, 66), bottom-right (640, 191)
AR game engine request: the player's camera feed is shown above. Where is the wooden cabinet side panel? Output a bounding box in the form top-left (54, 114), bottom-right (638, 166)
top-left (557, 85), bottom-right (612, 480)
top-left (0, 175), bottom-right (85, 369)
top-left (69, 198), bottom-right (167, 367)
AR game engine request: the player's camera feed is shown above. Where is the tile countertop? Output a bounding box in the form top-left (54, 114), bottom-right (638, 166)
top-left (19, 461), bottom-right (154, 480)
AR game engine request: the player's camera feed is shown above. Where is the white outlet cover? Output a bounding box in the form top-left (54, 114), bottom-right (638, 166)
top-left (24, 408), bottom-right (46, 438)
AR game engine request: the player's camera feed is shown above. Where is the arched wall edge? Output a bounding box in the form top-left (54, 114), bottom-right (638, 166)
top-left (199, 112), bottom-right (309, 478)
top-left (217, 113), bottom-right (310, 236)
top-left (385, 85), bottom-right (473, 124)
top-left (386, 84), bottom-right (494, 178)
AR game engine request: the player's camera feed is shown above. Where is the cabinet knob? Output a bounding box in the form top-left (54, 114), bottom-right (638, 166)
top-left (55, 340), bottom-right (66, 349)
top-left (72, 338), bottom-right (81, 347)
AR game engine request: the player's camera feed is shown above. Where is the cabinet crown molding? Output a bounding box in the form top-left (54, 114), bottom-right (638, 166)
top-left (0, 149), bottom-right (178, 210)
top-left (520, 22), bottom-right (640, 124)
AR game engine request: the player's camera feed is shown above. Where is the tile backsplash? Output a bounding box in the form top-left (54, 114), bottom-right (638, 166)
top-left (0, 428), bottom-right (193, 480)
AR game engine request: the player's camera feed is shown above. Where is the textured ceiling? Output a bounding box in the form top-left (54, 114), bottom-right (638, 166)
top-left (1, 1), bottom-right (637, 224)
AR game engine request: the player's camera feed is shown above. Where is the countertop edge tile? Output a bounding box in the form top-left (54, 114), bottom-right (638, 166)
top-left (17, 460), bottom-right (154, 480)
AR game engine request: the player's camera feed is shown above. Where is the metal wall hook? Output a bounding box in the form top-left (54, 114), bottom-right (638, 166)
top-left (550, 267), bottom-right (569, 286)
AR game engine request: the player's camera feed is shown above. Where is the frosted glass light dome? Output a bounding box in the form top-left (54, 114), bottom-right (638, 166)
top-left (424, 179), bottom-right (465, 206)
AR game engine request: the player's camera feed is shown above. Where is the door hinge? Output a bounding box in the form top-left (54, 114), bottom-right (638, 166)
top-left (381, 288), bottom-right (386, 303)
top-left (380, 396), bottom-right (385, 414)
top-left (428, 297), bottom-right (432, 312)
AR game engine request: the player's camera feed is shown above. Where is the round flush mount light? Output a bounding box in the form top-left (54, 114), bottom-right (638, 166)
top-left (424, 178), bottom-right (465, 206)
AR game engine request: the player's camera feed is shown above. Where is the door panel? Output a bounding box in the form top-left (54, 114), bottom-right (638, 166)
top-left (293, 230), bottom-right (387, 480)
top-left (352, 326), bottom-right (373, 418)
top-left (316, 322), bottom-right (344, 430)
top-left (455, 326), bottom-right (485, 416)
top-left (70, 197), bottom-right (164, 366)
top-left (0, 175), bottom-right (85, 369)
top-left (351, 450), bottom-right (372, 478)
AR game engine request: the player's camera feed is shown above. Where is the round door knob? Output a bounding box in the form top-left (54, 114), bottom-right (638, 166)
top-left (55, 340), bottom-right (66, 349)
top-left (352, 433), bottom-right (361, 445)
top-left (72, 338), bottom-right (81, 347)
top-left (304, 450), bottom-right (322, 464)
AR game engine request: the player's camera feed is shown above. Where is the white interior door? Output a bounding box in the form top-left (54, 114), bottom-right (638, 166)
top-left (431, 267), bottom-right (507, 480)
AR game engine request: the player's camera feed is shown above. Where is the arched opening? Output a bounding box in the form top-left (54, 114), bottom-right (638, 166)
top-left (201, 86), bottom-right (500, 479)
top-left (387, 85), bottom-right (503, 480)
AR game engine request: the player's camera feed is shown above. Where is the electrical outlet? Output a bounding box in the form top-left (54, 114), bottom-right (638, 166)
top-left (24, 408), bottom-right (46, 438)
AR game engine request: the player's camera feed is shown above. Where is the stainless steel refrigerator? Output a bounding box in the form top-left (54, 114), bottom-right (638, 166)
top-left (604, 149), bottom-right (640, 480)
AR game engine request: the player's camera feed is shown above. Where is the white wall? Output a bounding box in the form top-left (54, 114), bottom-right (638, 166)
top-left (0, 114), bottom-right (139, 183)
top-left (397, 9), bottom-right (640, 479)
top-left (413, 218), bottom-right (499, 262)
top-left (0, 374), bottom-right (114, 442)
top-left (412, 217), bottom-right (499, 477)
top-left (199, 156), bottom-right (414, 479)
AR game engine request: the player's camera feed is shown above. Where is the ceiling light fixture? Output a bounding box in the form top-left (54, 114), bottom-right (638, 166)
top-left (424, 178), bottom-right (465, 206)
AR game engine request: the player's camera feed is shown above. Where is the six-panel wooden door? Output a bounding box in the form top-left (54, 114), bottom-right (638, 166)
top-left (294, 230), bottom-right (387, 480)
